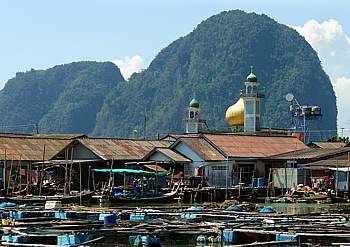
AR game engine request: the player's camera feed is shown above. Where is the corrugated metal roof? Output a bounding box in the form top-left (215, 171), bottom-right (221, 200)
top-left (78, 138), bottom-right (173, 161)
top-left (160, 133), bottom-right (197, 141)
top-left (33, 134), bottom-right (87, 139)
top-left (0, 137), bottom-right (72, 161)
top-left (308, 142), bottom-right (346, 149)
top-left (204, 134), bottom-right (308, 158)
top-left (266, 147), bottom-right (350, 160)
top-left (311, 153), bottom-right (350, 167)
top-left (178, 137), bottom-right (226, 161)
top-left (154, 147), bottom-right (191, 162)
top-left (0, 133), bottom-right (32, 138)
top-left (143, 164), bottom-right (167, 172)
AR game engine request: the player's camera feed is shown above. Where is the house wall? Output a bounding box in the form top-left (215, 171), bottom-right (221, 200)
top-left (71, 145), bottom-right (99, 159)
top-left (233, 161), bottom-right (256, 186)
top-left (149, 152), bottom-right (172, 162)
top-left (256, 160), bottom-right (265, 177)
top-left (0, 160), bottom-right (36, 194)
top-left (172, 142), bottom-right (202, 178)
top-left (205, 163), bottom-right (233, 188)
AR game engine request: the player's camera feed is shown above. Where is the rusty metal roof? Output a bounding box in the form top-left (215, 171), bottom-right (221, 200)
top-left (307, 141), bottom-right (347, 149)
top-left (0, 137), bottom-right (72, 161)
top-left (33, 134), bottom-right (87, 139)
top-left (308, 151), bottom-right (350, 167)
top-left (175, 137), bottom-right (226, 161)
top-left (0, 133), bottom-right (32, 138)
top-left (143, 164), bottom-right (168, 172)
top-left (266, 147), bottom-right (350, 161)
top-left (204, 134), bottom-right (308, 158)
top-left (77, 138), bottom-right (173, 161)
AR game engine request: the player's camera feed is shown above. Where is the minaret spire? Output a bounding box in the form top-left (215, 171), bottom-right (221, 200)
top-left (240, 67), bottom-right (265, 132)
top-left (183, 96), bottom-right (206, 134)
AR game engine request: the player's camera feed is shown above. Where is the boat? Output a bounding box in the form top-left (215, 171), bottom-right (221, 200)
top-left (109, 189), bottom-right (179, 203)
top-left (301, 192), bottom-right (329, 202)
top-left (109, 189), bottom-right (178, 203)
top-left (92, 167), bottom-right (179, 204)
top-left (4, 190), bottom-right (94, 205)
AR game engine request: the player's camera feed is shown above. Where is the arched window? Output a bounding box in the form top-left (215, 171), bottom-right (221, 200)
top-left (189, 111), bottom-right (195, 119)
top-left (247, 86), bottom-right (252, 93)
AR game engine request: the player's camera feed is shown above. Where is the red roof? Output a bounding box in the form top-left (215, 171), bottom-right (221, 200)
top-left (176, 137), bottom-right (226, 161)
top-left (0, 137), bottom-right (72, 161)
top-left (204, 134), bottom-right (308, 158)
top-left (78, 138), bottom-right (173, 161)
top-left (143, 164), bottom-right (167, 172)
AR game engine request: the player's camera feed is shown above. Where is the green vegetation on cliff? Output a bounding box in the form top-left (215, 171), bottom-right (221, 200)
top-left (92, 10), bottom-right (336, 139)
top-left (0, 61), bottom-right (123, 134)
top-left (0, 10), bottom-right (337, 140)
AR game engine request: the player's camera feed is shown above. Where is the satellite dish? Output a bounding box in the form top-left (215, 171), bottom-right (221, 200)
top-left (285, 93), bottom-right (294, 102)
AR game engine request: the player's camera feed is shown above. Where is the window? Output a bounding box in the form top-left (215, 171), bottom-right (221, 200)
top-left (212, 165), bottom-right (228, 171)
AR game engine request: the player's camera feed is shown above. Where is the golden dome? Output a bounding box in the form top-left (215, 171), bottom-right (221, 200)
top-left (226, 98), bottom-right (244, 126)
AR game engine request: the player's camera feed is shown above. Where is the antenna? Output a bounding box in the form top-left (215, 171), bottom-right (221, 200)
top-left (286, 93), bottom-right (323, 143)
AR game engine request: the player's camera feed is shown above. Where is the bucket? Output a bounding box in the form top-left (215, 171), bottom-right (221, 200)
top-left (104, 214), bottom-right (116, 226)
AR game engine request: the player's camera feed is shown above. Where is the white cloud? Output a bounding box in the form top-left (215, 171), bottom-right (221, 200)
top-left (291, 19), bottom-right (350, 79)
top-left (334, 77), bottom-right (350, 131)
top-left (335, 77), bottom-right (350, 91)
top-left (293, 19), bottom-right (343, 45)
top-left (112, 55), bottom-right (144, 80)
top-left (291, 19), bottom-right (350, 133)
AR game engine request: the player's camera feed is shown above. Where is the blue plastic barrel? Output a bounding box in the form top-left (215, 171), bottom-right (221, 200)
top-left (104, 214), bottom-right (116, 226)
top-left (257, 178), bottom-right (264, 187)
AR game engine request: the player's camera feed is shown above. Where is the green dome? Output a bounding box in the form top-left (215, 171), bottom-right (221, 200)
top-left (189, 98), bottom-right (199, 108)
top-left (247, 72), bottom-right (257, 82)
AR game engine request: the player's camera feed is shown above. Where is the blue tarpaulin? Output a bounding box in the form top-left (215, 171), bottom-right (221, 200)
top-left (92, 168), bottom-right (169, 176)
top-left (225, 205), bottom-right (246, 212)
top-left (259, 206), bottom-right (277, 213)
top-left (92, 168), bottom-right (153, 174)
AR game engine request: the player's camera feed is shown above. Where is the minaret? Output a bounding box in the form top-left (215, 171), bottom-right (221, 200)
top-left (184, 97), bottom-right (206, 134)
top-left (240, 67), bottom-right (265, 132)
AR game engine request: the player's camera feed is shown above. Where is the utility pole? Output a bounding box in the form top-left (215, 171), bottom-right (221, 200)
top-left (144, 114), bottom-right (147, 140)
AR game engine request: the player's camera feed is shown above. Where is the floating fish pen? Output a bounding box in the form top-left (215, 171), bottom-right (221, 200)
top-left (1, 202), bottom-right (350, 246)
top-left (181, 186), bottom-right (274, 203)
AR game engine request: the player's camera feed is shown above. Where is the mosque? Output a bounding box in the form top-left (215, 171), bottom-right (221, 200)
top-left (184, 67), bottom-right (265, 134)
top-left (162, 69), bottom-right (307, 189)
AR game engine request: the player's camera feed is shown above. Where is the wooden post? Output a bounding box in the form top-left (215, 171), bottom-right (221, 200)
top-left (68, 147), bottom-right (74, 194)
top-left (28, 161), bottom-right (31, 194)
top-left (226, 157), bottom-right (229, 200)
top-left (88, 165), bottom-right (91, 191)
top-left (39, 145), bottom-right (46, 196)
top-left (336, 158), bottom-right (339, 197)
top-left (347, 152), bottom-right (349, 194)
top-left (239, 167), bottom-right (242, 198)
top-left (267, 168), bottom-right (272, 197)
top-left (79, 162), bottom-right (82, 206)
top-left (17, 155), bottom-right (22, 191)
top-left (3, 149), bottom-right (6, 192)
top-left (6, 159), bottom-right (13, 195)
top-left (155, 161), bottom-right (158, 194)
top-left (64, 148), bottom-right (68, 195)
top-left (123, 171), bottom-right (126, 197)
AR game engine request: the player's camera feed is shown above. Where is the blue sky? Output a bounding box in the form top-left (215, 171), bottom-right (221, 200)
top-left (1, 0), bottom-right (349, 136)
